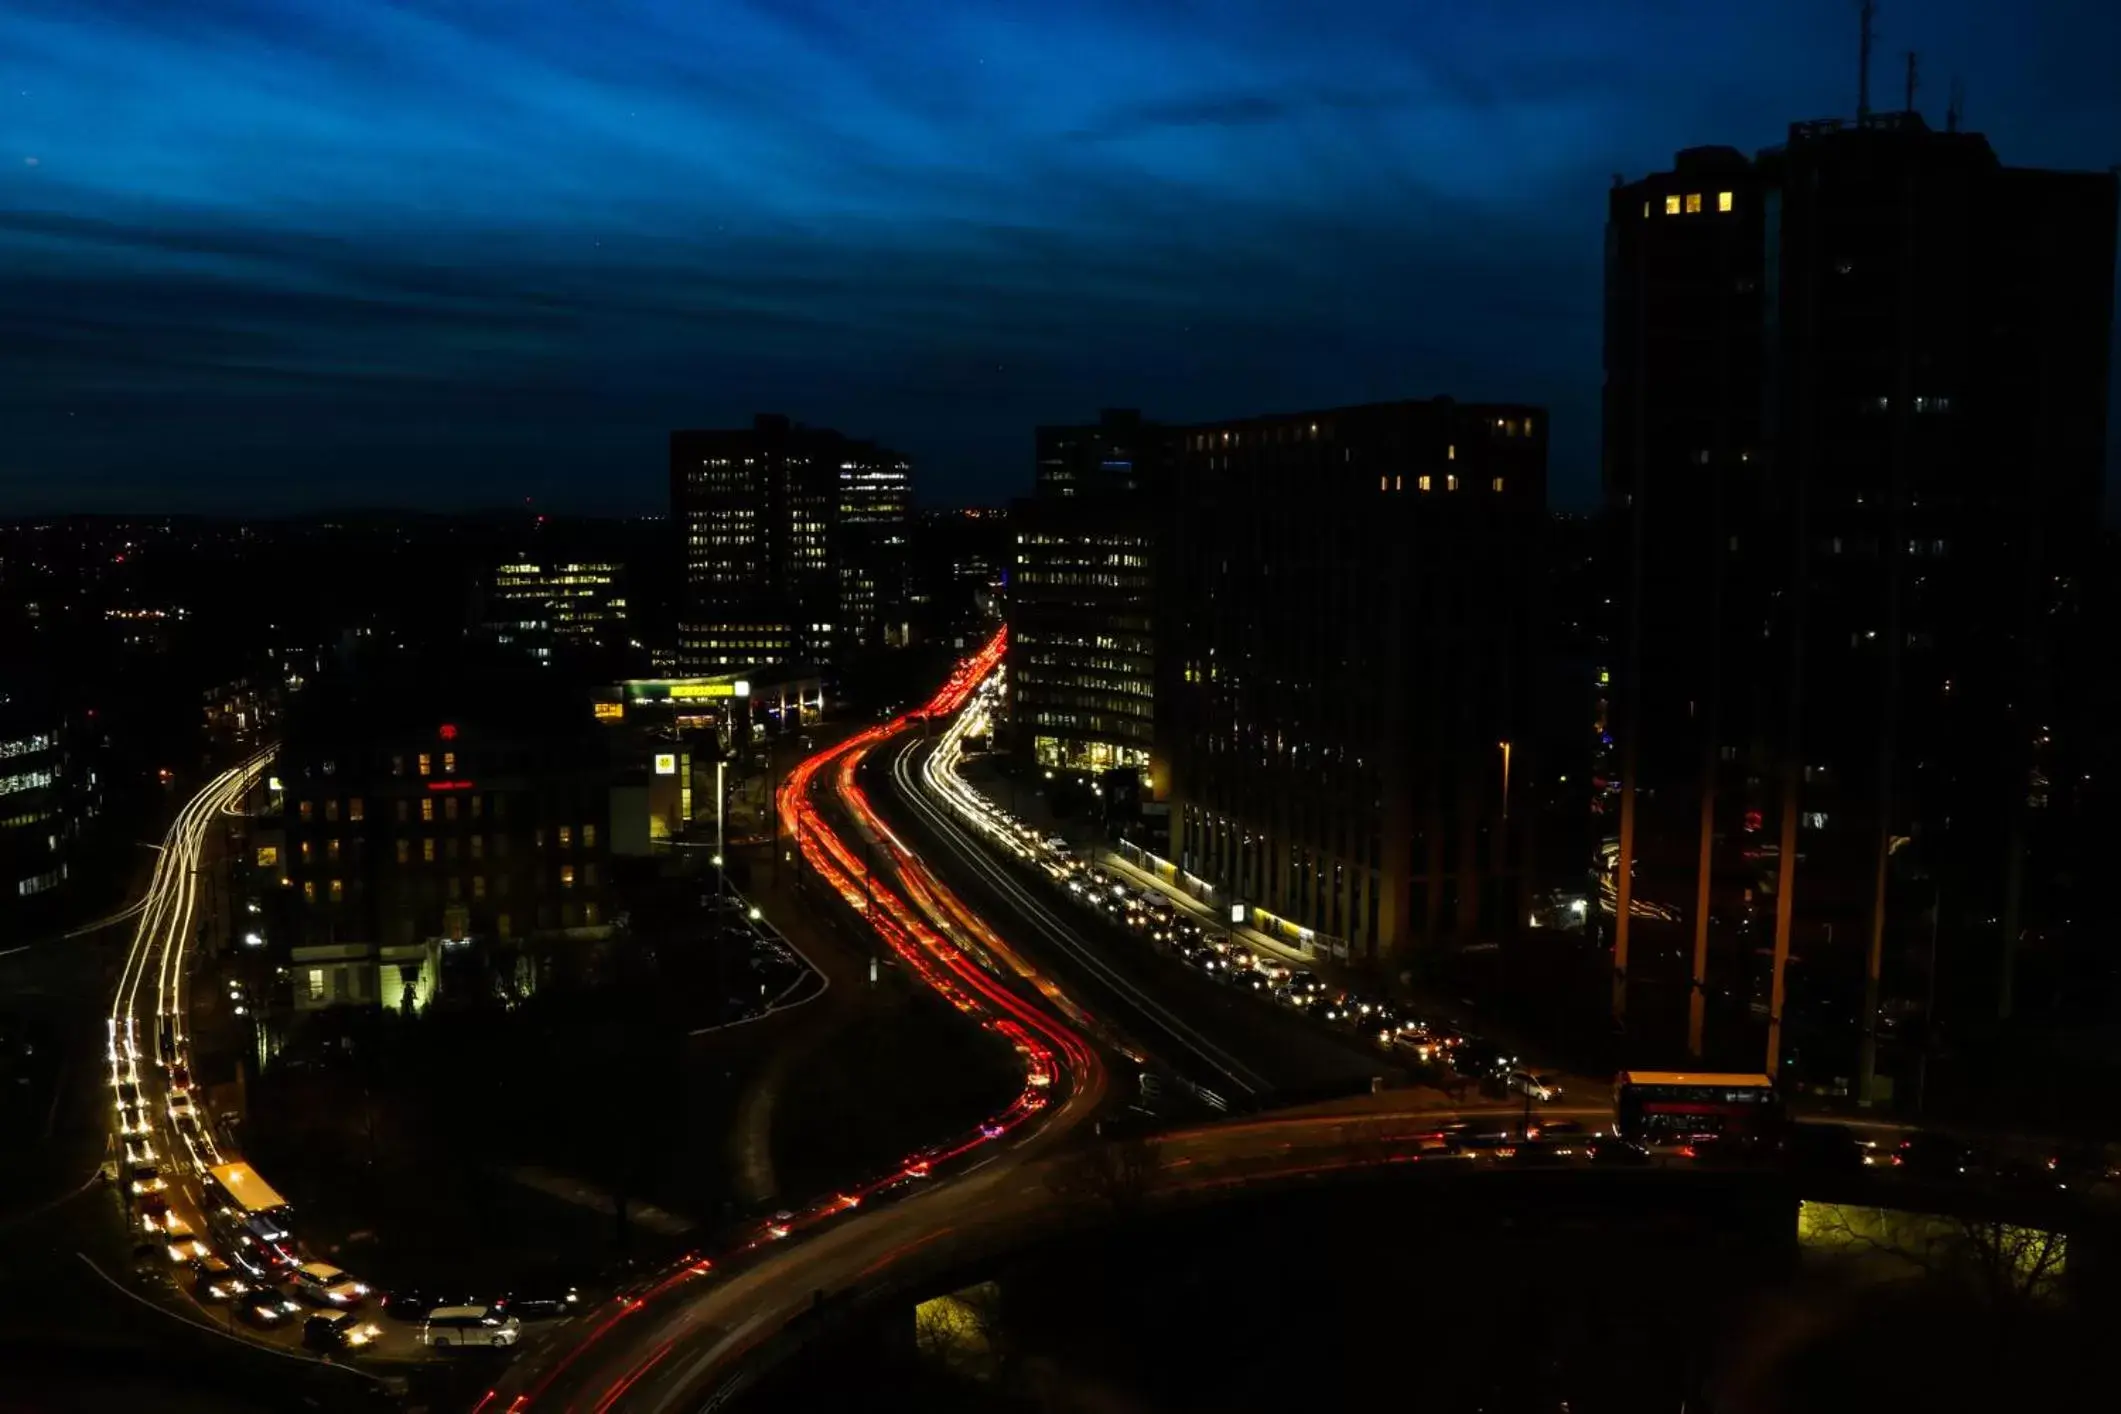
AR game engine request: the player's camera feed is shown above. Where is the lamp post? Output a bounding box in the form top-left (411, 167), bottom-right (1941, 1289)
top-left (714, 759), bottom-right (728, 900)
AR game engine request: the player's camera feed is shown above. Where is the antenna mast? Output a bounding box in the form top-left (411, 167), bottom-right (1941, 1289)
top-left (1858, 0), bottom-right (1877, 122)
top-left (1947, 76), bottom-right (1964, 132)
top-left (1904, 51), bottom-right (1918, 115)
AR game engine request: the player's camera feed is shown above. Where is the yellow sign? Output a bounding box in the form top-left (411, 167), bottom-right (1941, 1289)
top-left (669, 682), bottom-right (737, 700)
top-left (593, 702), bottom-right (625, 721)
top-left (654, 753), bottom-right (677, 776)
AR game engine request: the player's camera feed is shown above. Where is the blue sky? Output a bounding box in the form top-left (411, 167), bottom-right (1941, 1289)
top-left (4, 0), bottom-right (2117, 512)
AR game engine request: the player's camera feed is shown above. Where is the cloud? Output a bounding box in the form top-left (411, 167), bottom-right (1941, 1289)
top-left (1067, 85), bottom-right (1411, 142)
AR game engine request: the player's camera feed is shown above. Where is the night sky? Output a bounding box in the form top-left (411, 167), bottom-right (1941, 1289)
top-left (5, 1), bottom-right (2118, 514)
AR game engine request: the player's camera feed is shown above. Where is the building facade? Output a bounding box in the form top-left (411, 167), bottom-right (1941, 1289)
top-left (1605, 113), bottom-right (2118, 1081)
top-left (0, 686), bottom-right (79, 912)
top-left (1007, 411), bottom-right (1167, 777)
top-left (481, 560), bottom-right (627, 662)
top-left (1162, 400), bottom-right (1549, 963)
top-left (668, 415), bottom-right (910, 674)
top-left (257, 679), bottom-right (620, 957)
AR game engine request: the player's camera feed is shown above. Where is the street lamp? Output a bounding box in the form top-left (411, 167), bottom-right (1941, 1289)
top-left (1497, 740), bottom-right (1512, 821)
top-left (714, 759), bottom-right (728, 899)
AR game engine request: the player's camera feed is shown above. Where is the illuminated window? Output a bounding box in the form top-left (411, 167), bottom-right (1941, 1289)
top-left (298, 800), bottom-right (313, 822)
top-left (584, 902), bottom-right (600, 926)
top-left (559, 826), bottom-right (573, 849)
top-left (396, 839), bottom-right (409, 864)
top-left (560, 864), bottom-right (576, 889)
top-left (256, 845), bottom-right (278, 868)
top-left (299, 840), bottom-right (312, 862)
top-left (442, 752), bottom-right (455, 773)
top-left (420, 798), bottom-right (434, 823)
top-left (1379, 475), bottom-right (1388, 492)
top-left (1492, 477), bottom-right (1505, 493)
top-left (303, 880), bottom-right (315, 903)
top-left (417, 753), bottom-right (431, 777)
top-left (1685, 192), bottom-right (1701, 213)
top-left (1447, 444), bottom-right (1456, 460)
top-left (1642, 200), bottom-right (1650, 218)
top-left (471, 795), bottom-right (483, 819)
top-left (308, 969), bottom-right (325, 1000)
top-left (422, 838), bottom-right (436, 863)
top-left (1446, 474), bottom-right (1459, 491)
top-left (1417, 475), bottom-right (1432, 492)
top-left (392, 755), bottom-right (404, 776)
top-left (583, 824), bottom-right (596, 848)
top-left (1717, 190), bottom-right (1733, 212)
top-left (1394, 475), bottom-right (1403, 491)
top-left (324, 799), bottom-right (339, 823)
top-left (328, 879), bottom-right (343, 903)
top-left (473, 875), bottom-right (487, 900)
top-left (497, 913), bottom-right (511, 939)
top-left (348, 798), bottom-right (363, 822)
top-left (326, 838), bottom-right (340, 862)
top-left (1665, 194), bottom-right (1681, 215)
top-left (470, 835), bottom-right (484, 860)
top-left (444, 797), bottom-right (458, 822)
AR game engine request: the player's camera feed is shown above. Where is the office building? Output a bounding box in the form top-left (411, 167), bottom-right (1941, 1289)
top-left (1162, 399), bottom-right (1548, 963)
top-left (255, 660), bottom-right (621, 957)
top-left (0, 682), bottom-right (88, 916)
top-left (1008, 411), bottom-right (1168, 778)
top-left (480, 559), bottom-right (626, 662)
top-left (668, 415), bottom-right (910, 675)
top-left (1605, 111), bottom-right (2117, 1081)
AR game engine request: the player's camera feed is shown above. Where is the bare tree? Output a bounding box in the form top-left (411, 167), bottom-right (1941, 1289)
top-left (1801, 1201), bottom-right (2069, 1311)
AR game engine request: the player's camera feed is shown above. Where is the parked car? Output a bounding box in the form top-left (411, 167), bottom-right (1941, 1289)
top-left (497, 1281), bottom-right (582, 1319)
top-left (238, 1293), bottom-right (300, 1329)
top-left (193, 1256), bottom-right (250, 1302)
top-left (420, 1306), bottom-right (522, 1349)
top-left (291, 1262), bottom-right (370, 1307)
top-left (381, 1287), bottom-right (483, 1321)
top-left (304, 1311), bottom-right (382, 1353)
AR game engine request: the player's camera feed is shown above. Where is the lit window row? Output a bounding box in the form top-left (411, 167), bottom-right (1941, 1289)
top-left (1650, 191), bottom-right (1735, 216)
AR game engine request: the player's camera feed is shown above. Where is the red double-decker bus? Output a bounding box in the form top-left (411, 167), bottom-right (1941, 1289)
top-left (1612, 1071), bottom-right (1781, 1146)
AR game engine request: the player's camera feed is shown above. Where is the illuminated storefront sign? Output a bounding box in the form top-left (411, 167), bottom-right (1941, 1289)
top-left (654, 753), bottom-right (677, 776)
top-left (624, 678), bottom-right (753, 702)
top-left (593, 702), bottom-right (625, 721)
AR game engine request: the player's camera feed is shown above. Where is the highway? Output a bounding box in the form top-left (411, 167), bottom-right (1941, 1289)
top-left (476, 631), bottom-right (1649, 1413)
top-left (878, 676), bottom-right (1396, 1110)
top-left (483, 627), bottom-right (1124, 1412)
top-left (100, 750), bottom-right (416, 1359)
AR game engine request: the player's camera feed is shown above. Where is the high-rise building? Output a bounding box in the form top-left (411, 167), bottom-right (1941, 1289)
top-left (669, 415), bottom-right (910, 674)
top-left (1007, 411), bottom-right (1169, 778)
top-left (1162, 400), bottom-right (1548, 964)
top-left (1605, 112), bottom-right (2117, 1084)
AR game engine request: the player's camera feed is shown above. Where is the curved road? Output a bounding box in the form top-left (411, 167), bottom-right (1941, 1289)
top-left (482, 629), bottom-right (1123, 1413)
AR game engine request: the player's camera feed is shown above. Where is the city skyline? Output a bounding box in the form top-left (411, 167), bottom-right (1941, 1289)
top-left (8, 0), bottom-right (2120, 514)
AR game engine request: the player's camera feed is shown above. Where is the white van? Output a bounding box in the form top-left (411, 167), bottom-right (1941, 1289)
top-left (422, 1306), bottom-right (522, 1348)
